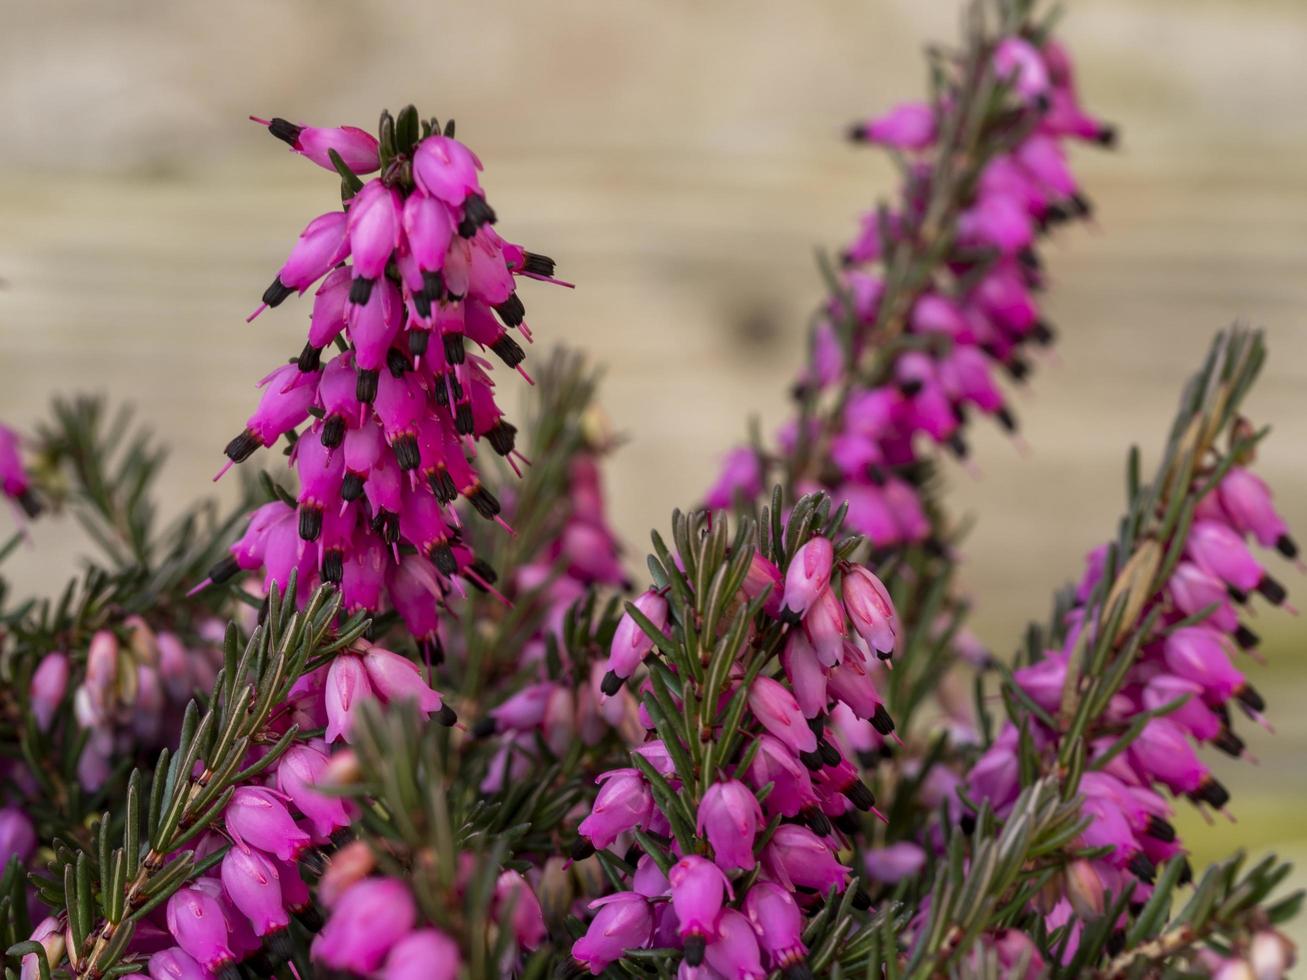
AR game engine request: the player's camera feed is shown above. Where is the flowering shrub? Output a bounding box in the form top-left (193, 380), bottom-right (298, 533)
top-left (0, 1), bottom-right (1301, 979)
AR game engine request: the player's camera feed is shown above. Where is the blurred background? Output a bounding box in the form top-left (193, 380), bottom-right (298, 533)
top-left (1, 0), bottom-right (1304, 944)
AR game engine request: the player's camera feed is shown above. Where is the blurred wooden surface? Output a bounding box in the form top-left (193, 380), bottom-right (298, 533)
top-left (1, 0), bottom-right (1306, 943)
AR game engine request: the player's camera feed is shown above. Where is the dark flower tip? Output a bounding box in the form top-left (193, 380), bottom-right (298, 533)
top-left (683, 935), bottom-right (706, 967)
top-left (322, 549), bottom-right (344, 584)
top-left (487, 420), bottom-right (517, 456)
top-left (321, 415), bottom-right (346, 449)
top-left (263, 277), bottom-right (295, 308)
top-left (349, 276), bottom-right (375, 306)
top-left (442, 331), bottom-right (466, 365)
top-left (600, 670), bottom-right (624, 697)
top-left (523, 251), bottom-right (556, 277)
top-left (570, 838), bottom-right (595, 861)
top-left (207, 554), bottom-right (241, 585)
top-left (494, 293), bottom-right (526, 327)
top-left (298, 505), bottom-right (323, 542)
top-left (491, 333), bottom-right (526, 368)
top-left (467, 484), bottom-right (501, 519)
top-left (428, 468), bottom-right (457, 504)
top-left (341, 471), bottom-right (365, 502)
top-left (224, 430), bottom-right (261, 463)
top-left (267, 117), bottom-right (303, 145)
top-left (1275, 533), bottom-right (1299, 560)
top-left (436, 704), bottom-right (458, 727)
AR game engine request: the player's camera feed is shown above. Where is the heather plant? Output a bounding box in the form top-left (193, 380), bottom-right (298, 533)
top-left (0, 0), bottom-right (1302, 978)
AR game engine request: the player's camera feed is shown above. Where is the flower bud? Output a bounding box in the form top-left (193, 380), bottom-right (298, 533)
top-left (743, 882), bottom-right (807, 970)
top-left (165, 886), bottom-right (235, 972)
top-left (764, 824), bottom-right (849, 893)
top-left (224, 786), bottom-right (311, 861)
top-left (669, 855), bottom-right (731, 947)
top-left (781, 537), bottom-right (834, 619)
top-left (704, 908), bottom-right (766, 980)
top-left (698, 780), bottom-right (764, 871)
top-left (220, 845), bottom-right (290, 937)
top-left (748, 677), bottom-right (817, 755)
top-left (325, 653), bottom-right (374, 744)
top-left (29, 652), bottom-right (68, 732)
top-left (382, 928), bottom-right (461, 980)
top-left (841, 565), bottom-right (898, 657)
top-left (312, 877), bottom-right (416, 973)
top-left (319, 840), bottom-right (377, 908)
top-left (276, 743), bottom-right (353, 837)
top-left (607, 590), bottom-right (670, 685)
top-left (19, 917), bottom-right (64, 980)
top-left (494, 870), bottom-right (547, 950)
top-left (571, 892), bottom-right (653, 974)
top-left (577, 768), bottom-right (652, 849)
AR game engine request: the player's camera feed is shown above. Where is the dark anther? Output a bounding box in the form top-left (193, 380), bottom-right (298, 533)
top-left (831, 810), bottom-right (860, 835)
top-left (455, 402), bottom-right (475, 435)
top-left (1233, 623), bottom-right (1259, 650)
top-left (523, 251), bottom-right (556, 277)
top-left (298, 506), bottom-right (323, 541)
top-left (601, 670), bottom-right (624, 697)
top-left (471, 717), bottom-right (496, 738)
top-left (684, 935), bottom-right (706, 967)
top-left (1178, 857), bottom-right (1193, 885)
top-left (393, 434), bottom-right (420, 471)
top-left (467, 485), bottom-right (501, 519)
top-left (1212, 729), bottom-right (1245, 758)
top-left (487, 420), bottom-right (517, 456)
top-left (412, 290), bottom-right (432, 319)
top-left (322, 550), bottom-right (344, 584)
top-left (1095, 124), bottom-right (1118, 148)
top-left (215, 964), bottom-right (243, 980)
top-left (207, 555), bottom-right (241, 585)
top-left (1145, 815), bottom-right (1176, 843)
top-left (421, 636), bottom-right (446, 667)
top-left (782, 965), bottom-right (816, 980)
top-left (570, 838), bottom-right (595, 862)
top-left (491, 333), bottom-right (526, 368)
top-left (321, 415), bottom-right (346, 449)
top-left (298, 342), bottom-right (322, 373)
top-left (1127, 853), bottom-right (1156, 883)
top-left (428, 468), bottom-right (458, 504)
top-left (374, 511), bottom-right (400, 545)
top-left (447, 372), bottom-right (464, 402)
top-left (1042, 202), bottom-right (1071, 226)
top-left (1106, 930), bottom-right (1126, 957)
top-left (432, 543), bottom-right (458, 575)
top-left (897, 377), bottom-right (924, 398)
top-left (1006, 356), bottom-right (1031, 382)
top-left (341, 472), bottom-right (365, 502)
top-left (1070, 193), bottom-right (1093, 218)
top-left (469, 558), bottom-right (498, 586)
top-left (408, 330), bottom-right (430, 357)
top-left (804, 808), bottom-right (833, 836)
top-left (262, 277), bottom-right (294, 308)
top-left (458, 194), bottom-right (497, 237)
top-left (1256, 574), bottom-right (1287, 606)
top-left (355, 368), bottom-right (379, 404)
top-left (817, 738), bottom-right (841, 767)
top-left (432, 375), bottom-right (449, 406)
top-left (386, 348), bottom-right (410, 377)
top-left (846, 123), bottom-right (870, 142)
top-left (494, 293), bottom-right (526, 327)
top-left (264, 930), bottom-right (295, 966)
top-left (268, 118), bottom-right (303, 145)
top-left (1237, 684), bottom-right (1265, 713)
top-left (15, 490), bottom-right (41, 518)
top-left (870, 704), bottom-right (896, 737)
top-left (1031, 320), bottom-right (1056, 345)
top-left (851, 889), bottom-right (872, 911)
top-left (349, 276), bottom-right (375, 305)
top-left (947, 432), bottom-right (970, 460)
top-left (1189, 778), bottom-right (1230, 810)
top-left (443, 332), bottom-right (466, 365)
top-left (778, 607), bottom-right (802, 627)
top-left (1228, 585), bottom-right (1249, 604)
top-left (798, 749), bottom-right (824, 771)
top-left (959, 813), bottom-right (977, 835)
top-left (422, 270), bottom-right (445, 303)
top-left (995, 405), bottom-right (1018, 433)
top-left (224, 430), bottom-right (260, 463)
top-left (856, 749), bottom-right (879, 768)
top-left (806, 716), bottom-right (826, 738)
top-left (1275, 533), bottom-right (1299, 560)
top-left (1017, 248), bottom-right (1041, 272)
top-left (845, 780), bottom-right (876, 812)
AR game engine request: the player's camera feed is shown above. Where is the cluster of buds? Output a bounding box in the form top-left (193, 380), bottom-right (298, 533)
top-left (32, 620), bottom-right (224, 791)
top-left (204, 106), bottom-right (562, 649)
top-left (0, 422), bottom-right (40, 520)
top-left (568, 505), bottom-right (902, 975)
top-left (479, 450), bottom-right (636, 791)
top-left (309, 859), bottom-right (546, 976)
top-left (53, 641), bottom-right (450, 978)
top-left (970, 454), bottom-right (1298, 932)
top-left (707, 31), bottom-right (1114, 552)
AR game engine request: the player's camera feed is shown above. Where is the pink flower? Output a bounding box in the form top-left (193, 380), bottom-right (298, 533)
top-left (578, 768), bottom-right (652, 849)
top-left (224, 787), bottom-right (311, 861)
top-left (606, 590), bottom-right (671, 690)
top-left (669, 856), bottom-right (732, 952)
top-left (763, 824), bottom-right (849, 893)
top-left (743, 882), bottom-right (808, 971)
top-left (781, 537), bottom-right (834, 619)
top-left (220, 845), bottom-right (290, 938)
top-left (704, 908), bottom-right (767, 980)
top-left (325, 653), bottom-right (374, 743)
top-left (165, 886), bottom-right (235, 973)
top-left (841, 565), bottom-right (898, 657)
top-left (748, 677), bottom-right (817, 755)
top-left (382, 928), bottom-right (462, 980)
top-left (851, 102), bottom-right (936, 151)
top-left (705, 447), bottom-right (764, 510)
top-left (572, 892), bottom-right (653, 975)
top-left (312, 877), bottom-right (417, 973)
top-left (261, 117), bottom-right (380, 174)
top-left (698, 780), bottom-right (764, 872)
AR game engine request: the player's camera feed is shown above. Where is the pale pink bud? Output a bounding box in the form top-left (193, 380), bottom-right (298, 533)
top-left (312, 877), bottom-right (416, 973)
top-left (382, 928), bottom-right (461, 980)
top-left (841, 565), bottom-right (898, 657)
top-left (571, 892), bottom-right (652, 974)
top-left (30, 651), bottom-right (69, 732)
top-left (224, 787), bottom-right (311, 861)
top-left (781, 537), bottom-right (833, 619)
top-left (704, 908), bottom-right (766, 979)
top-left (802, 586), bottom-right (846, 667)
top-left (578, 768), bottom-right (652, 849)
top-left (165, 886), bottom-right (235, 972)
top-left (743, 882), bottom-right (807, 970)
top-left (748, 677), bottom-right (817, 755)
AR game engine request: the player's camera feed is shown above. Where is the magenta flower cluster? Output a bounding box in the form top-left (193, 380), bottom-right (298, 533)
top-left (570, 531), bottom-right (901, 976)
top-left (204, 113), bottom-right (562, 653)
top-left (969, 462), bottom-right (1298, 947)
top-left (707, 35), bottom-right (1112, 550)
